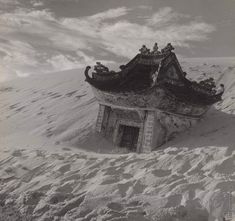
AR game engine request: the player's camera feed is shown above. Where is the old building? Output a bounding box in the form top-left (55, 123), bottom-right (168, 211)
top-left (84, 43), bottom-right (223, 153)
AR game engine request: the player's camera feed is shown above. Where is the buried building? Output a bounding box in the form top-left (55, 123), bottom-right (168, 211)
top-left (84, 43), bottom-right (224, 153)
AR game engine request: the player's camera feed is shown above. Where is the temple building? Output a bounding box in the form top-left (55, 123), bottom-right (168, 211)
top-left (84, 43), bottom-right (223, 153)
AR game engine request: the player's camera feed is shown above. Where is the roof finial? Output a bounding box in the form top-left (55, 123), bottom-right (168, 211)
top-left (139, 45), bottom-right (150, 55)
top-left (94, 62), bottom-right (109, 73)
top-left (161, 43), bottom-right (174, 54)
top-left (152, 42), bottom-right (161, 55)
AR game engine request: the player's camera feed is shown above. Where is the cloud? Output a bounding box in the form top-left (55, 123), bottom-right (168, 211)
top-left (0, 5), bottom-right (215, 81)
top-left (147, 7), bottom-right (188, 26)
top-left (0, 0), bottom-right (19, 4)
top-left (47, 54), bottom-right (82, 70)
top-left (89, 7), bottom-right (129, 21)
top-left (47, 51), bottom-right (115, 72)
top-left (61, 6), bottom-right (215, 58)
top-left (30, 0), bottom-right (44, 7)
top-left (0, 40), bottom-right (40, 80)
top-left (137, 5), bottom-right (152, 10)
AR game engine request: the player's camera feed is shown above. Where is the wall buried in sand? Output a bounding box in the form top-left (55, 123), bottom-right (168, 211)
top-left (95, 103), bottom-right (199, 153)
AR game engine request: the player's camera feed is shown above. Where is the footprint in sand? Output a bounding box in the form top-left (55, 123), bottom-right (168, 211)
top-left (47, 92), bottom-right (62, 99)
top-left (35, 150), bottom-right (46, 158)
top-left (214, 156), bottom-right (235, 175)
top-left (107, 202), bottom-right (124, 211)
top-left (55, 182), bottom-right (74, 193)
top-left (164, 194), bottom-right (182, 207)
top-left (36, 184), bottom-right (52, 192)
top-left (45, 127), bottom-right (54, 137)
top-left (122, 173), bottom-right (132, 179)
top-left (4, 167), bottom-right (14, 173)
top-left (141, 159), bottom-right (158, 169)
top-left (117, 181), bottom-right (133, 197)
top-left (61, 173), bottom-right (80, 183)
top-left (75, 94), bottom-right (86, 99)
top-left (31, 99), bottom-right (39, 103)
top-left (104, 200), bottom-right (148, 221)
top-left (102, 166), bottom-right (124, 176)
top-left (129, 180), bottom-right (146, 196)
top-left (50, 153), bottom-right (65, 160)
top-left (47, 192), bottom-right (73, 205)
top-left (0, 87), bottom-right (13, 92)
top-left (52, 94), bottom-right (62, 99)
top-left (103, 210), bottom-right (127, 220)
top-left (21, 164), bottom-right (46, 183)
top-left (100, 175), bottom-right (120, 185)
top-left (15, 106), bottom-right (25, 112)
top-left (66, 90), bottom-right (77, 97)
top-left (58, 164), bottom-right (71, 174)
top-left (9, 103), bottom-right (19, 110)
top-left (54, 193), bottom-right (86, 217)
top-left (11, 149), bottom-right (23, 157)
top-left (83, 169), bottom-right (99, 179)
top-left (21, 191), bottom-right (44, 206)
top-left (152, 169), bottom-right (171, 177)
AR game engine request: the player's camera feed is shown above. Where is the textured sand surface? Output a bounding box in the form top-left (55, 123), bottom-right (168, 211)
top-left (0, 58), bottom-right (235, 221)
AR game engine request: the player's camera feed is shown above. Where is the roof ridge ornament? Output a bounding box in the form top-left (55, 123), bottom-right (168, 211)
top-left (139, 45), bottom-right (151, 55)
top-left (84, 43), bottom-right (223, 106)
top-left (94, 62), bottom-right (109, 74)
top-left (161, 43), bottom-right (175, 55)
top-left (152, 42), bottom-right (161, 55)
top-left (139, 43), bottom-right (175, 56)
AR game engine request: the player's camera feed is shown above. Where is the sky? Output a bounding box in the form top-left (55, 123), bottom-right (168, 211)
top-left (0, 0), bottom-right (235, 81)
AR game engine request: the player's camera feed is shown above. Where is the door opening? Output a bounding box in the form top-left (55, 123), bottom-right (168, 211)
top-left (119, 125), bottom-right (139, 151)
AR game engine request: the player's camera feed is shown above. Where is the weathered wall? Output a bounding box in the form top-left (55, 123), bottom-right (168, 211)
top-left (152, 117), bottom-right (166, 148)
top-left (96, 104), bottom-right (106, 132)
top-left (151, 110), bottom-right (199, 150)
top-left (101, 106), bottom-right (143, 148)
top-left (97, 104), bottom-right (200, 152)
top-left (92, 86), bottom-right (210, 117)
top-left (142, 111), bottom-right (155, 152)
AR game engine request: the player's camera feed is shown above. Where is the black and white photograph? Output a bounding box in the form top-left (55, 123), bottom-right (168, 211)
top-left (0, 0), bottom-right (235, 220)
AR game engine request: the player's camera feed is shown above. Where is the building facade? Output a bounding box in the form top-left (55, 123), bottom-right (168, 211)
top-left (84, 43), bottom-right (223, 152)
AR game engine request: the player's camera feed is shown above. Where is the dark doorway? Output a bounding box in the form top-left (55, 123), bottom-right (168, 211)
top-left (119, 125), bottom-right (139, 151)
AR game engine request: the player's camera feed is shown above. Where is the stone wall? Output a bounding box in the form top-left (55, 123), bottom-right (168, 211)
top-left (150, 109), bottom-right (199, 150)
top-left (96, 104), bottom-right (200, 153)
top-left (92, 86), bottom-right (210, 117)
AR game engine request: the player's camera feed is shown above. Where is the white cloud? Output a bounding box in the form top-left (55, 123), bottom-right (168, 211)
top-left (61, 6), bottom-right (215, 58)
top-left (0, 6), bottom-right (215, 81)
top-left (47, 54), bottom-right (82, 70)
top-left (1, 40), bottom-right (38, 65)
top-left (0, 9), bottom-right (55, 34)
top-left (147, 7), bottom-right (187, 26)
top-left (0, 40), bottom-right (40, 81)
top-left (89, 7), bottom-right (129, 21)
top-left (137, 5), bottom-right (152, 10)
top-left (15, 70), bottom-right (30, 77)
top-left (76, 51), bottom-right (95, 64)
top-left (0, 0), bottom-right (17, 2)
top-left (30, 0), bottom-right (44, 7)
top-left (47, 52), bottom-right (114, 72)
top-left (0, 0), bottom-right (19, 10)
top-left (163, 22), bottom-right (216, 44)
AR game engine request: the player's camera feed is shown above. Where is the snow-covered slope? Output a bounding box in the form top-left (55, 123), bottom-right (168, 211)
top-left (0, 58), bottom-right (235, 221)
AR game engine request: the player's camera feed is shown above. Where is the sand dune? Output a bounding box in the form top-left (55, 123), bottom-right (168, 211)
top-left (0, 58), bottom-right (235, 221)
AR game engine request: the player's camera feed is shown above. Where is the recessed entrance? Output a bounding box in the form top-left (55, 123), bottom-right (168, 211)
top-left (119, 125), bottom-right (140, 151)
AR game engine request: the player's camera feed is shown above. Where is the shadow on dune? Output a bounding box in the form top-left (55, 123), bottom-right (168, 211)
top-left (66, 105), bottom-right (235, 155)
top-left (161, 106), bottom-right (235, 155)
